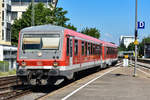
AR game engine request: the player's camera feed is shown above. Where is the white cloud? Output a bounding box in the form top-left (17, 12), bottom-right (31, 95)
top-left (104, 33), bottom-right (113, 38)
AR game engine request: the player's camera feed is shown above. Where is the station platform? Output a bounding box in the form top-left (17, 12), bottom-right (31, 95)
top-left (41, 67), bottom-right (150, 100)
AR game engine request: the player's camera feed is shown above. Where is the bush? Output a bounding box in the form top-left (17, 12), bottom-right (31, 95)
top-left (0, 61), bottom-right (9, 72)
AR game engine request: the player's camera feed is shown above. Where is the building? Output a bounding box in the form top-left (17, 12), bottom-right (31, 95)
top-left (0, 0), bottom-right (17, 71)
top-left (0, 0), bottom-right (11, 45)
top-left (0, 45), bottom-right (17, 71)
top-left (0, 0), bottom-right (2, 42)
top-left (144, 43), bottom-right (150, 58)
top-left (11, 0), bottom-right (58, 23)
top-left (119, 36), bottom-right (135, 48)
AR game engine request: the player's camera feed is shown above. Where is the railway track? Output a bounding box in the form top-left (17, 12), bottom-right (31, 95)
top-left (0, 75), bottom-right (20, 92)
top-left (131, 59), bottom-right (150, 69)
top-left (0, 76), bottom-right (18, 86)
top-left (0, 87), bottom-right (32, 100)
top-left (0, 75), bottom-right (30, 100)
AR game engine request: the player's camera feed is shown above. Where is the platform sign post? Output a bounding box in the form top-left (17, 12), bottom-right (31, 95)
top-left (134, 0), bottom-right (138, 77)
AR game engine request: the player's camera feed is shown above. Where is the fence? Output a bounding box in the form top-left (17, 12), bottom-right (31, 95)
top-left (0, 61), bottom-right (9, 72)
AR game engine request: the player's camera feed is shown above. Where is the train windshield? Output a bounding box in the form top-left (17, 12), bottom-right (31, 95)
top-left (22, 34), bottom-right (60, 50)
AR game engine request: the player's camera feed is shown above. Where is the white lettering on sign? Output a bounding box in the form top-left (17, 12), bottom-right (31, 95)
top-left (138, 21), bottom-right (145, 29)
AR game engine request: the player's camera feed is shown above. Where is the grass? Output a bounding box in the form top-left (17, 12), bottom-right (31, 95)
top-left (0, 69), bottom-right (16, 77)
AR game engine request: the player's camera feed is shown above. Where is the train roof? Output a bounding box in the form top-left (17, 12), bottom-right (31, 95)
top-left (20, 24), bottom-right (117, 48)
top-left (65, 29), bottom-right (117, 48)
top-left (102, 41), bottom-right (118, 48)
top-left (20, 24), bottom-right (65, 33)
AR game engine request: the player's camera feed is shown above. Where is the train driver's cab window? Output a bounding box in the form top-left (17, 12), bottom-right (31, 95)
top-left (23, 38), bottom-right (41, 50)
top-left (22, 34), bottom-right (60, 50)
top-left (42, 38), bottom-right (60, 49)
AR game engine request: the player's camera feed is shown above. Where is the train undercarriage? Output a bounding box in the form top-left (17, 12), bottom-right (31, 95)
top-left (17, 69), bottom-right (66, 85)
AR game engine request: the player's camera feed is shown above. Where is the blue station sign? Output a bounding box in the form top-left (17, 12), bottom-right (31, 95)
top-left (138, 21), bottom-right (145, 29)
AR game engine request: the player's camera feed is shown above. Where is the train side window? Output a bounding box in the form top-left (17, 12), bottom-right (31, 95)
top-left (85, 42), bottom-right (87, 56)
top-left (74, 40), bottom-right (78, 56)
top-left (95, 45), bottom-right (99, 55)
top-left (88, 43), bottom-right (91, 55)
top-left (100, 45), bottom-right (102, 55)
top-left (82, 41), bottom-right (84, 55)
top-left (93, 44), bottom-right (95, 55)
top-left (91, 43), bottom-right (93, 55)
top-left (107, 47), bottom-right (110, 54)
top-left (70, 39), bottom-right (72, 57)
top-left (67, 38), bottom-right (69, 56)
top-left (105, 47), bottom-right (107, 56)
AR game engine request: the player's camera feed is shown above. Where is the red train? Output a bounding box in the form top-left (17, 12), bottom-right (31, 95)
top-left (16, 24), bottom-right (118, 85)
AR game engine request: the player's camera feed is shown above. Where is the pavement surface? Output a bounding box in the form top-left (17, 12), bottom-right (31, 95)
top-left (41, 66), bottom-right (150, 100)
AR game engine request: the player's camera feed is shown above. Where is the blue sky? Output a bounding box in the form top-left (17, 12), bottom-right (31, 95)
top-left (57, 0), bottom-right (150, 45)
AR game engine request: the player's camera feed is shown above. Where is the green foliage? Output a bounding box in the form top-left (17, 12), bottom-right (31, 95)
top-left (125, 37), bottom-right (150, 57)
top-left (0, 61), bottom-right (9, 72)
top-left (141, 37), bottom-right (150, 43)
top-left (64, 23), bottom-right (77, 31)
top-left (80, 27), bottom-right (100, 39)
top-left (11, 3), bottom-right (76, 45)
top-left (118, 43), bottom-right (127, 51)
top-left (127, 42), bottom-right (135, 51)
top-left (138, 42), bottom-right (144, 57)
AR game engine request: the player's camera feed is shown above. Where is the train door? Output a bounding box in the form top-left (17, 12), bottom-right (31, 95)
top-left (69, 37), bottom-right (73, 66)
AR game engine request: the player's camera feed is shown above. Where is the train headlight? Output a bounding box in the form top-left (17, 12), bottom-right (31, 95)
top-left (22, 61), bottom-right (26, 66)
top-left (38, 52), bottom-right (42, 57)
top-left (53, 62), bottom-right (58, 67)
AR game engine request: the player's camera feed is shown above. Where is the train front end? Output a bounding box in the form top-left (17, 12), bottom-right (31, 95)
top-left (17, 25), bottom-right (68, 85)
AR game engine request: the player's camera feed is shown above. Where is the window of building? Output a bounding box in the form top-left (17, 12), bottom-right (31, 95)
top-left (11, 12), bottom-right (18, 20)
top-left (2, 30), bottom-right (4, 40)
top-left (2, 3), bottom-right (4, 7)
top-left (2, 11), bottom-right (4, 21)
top-left (6, 29), bottom-right (11, 41)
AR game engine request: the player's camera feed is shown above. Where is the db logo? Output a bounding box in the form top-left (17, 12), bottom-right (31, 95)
top-left (37, 61), bottom-right (42, 66)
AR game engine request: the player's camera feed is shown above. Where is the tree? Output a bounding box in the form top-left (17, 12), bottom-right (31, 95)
top-left (141, 37), bottom-right (150, 43)
top-left (64, 23), bottom-right (77, 31)
top-left (138, 37), bottom-right (150, 57)
top-left (11, 3), bottom-right (76, 45)
top-left (80, 27), bottom-right (100, 39)
top-left (127, 42), bottom-right (135, 51)
top-left (118, 43), bottom-right (127, 51)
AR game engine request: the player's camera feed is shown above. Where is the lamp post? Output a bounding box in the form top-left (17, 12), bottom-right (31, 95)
top-left (134, 0), bottom-right (138, 77)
